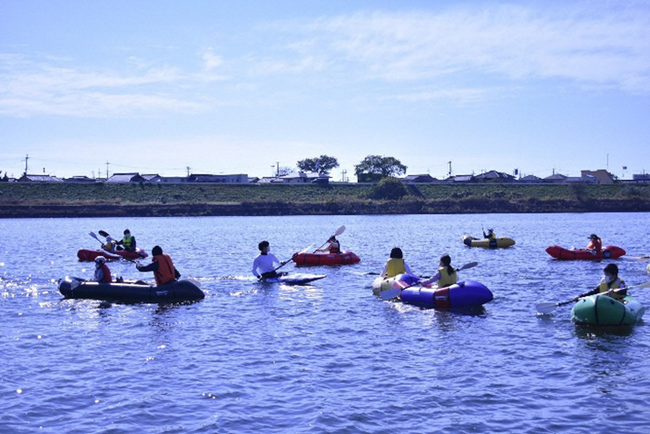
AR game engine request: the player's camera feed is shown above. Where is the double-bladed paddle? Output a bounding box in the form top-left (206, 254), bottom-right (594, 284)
top-left (379, 261), bottom-right (479, 300)
top-left (535, 281), bottom-right (650, 314)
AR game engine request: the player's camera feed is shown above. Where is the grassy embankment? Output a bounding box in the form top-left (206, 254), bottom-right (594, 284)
top-left (1, 181), bottom-right (649, 218)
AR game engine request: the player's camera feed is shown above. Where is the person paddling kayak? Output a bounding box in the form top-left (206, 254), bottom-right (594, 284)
top-left (586, 234), bottom-right (602, 255)
top-left (252, 240), bottom-right (287, 279)
top-left (420, 254), bottom-right (458, 287)
top-left (136, 245), bottom-right (180, 286)
top-left (572, 263), bottom-right (627, 302)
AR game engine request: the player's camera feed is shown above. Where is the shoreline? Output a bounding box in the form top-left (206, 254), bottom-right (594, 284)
top-left (2, 182), bottom-right (649, 218)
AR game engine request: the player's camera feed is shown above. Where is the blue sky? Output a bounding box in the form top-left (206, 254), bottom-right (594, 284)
top-left (1, 0), bottom-right (649, 180)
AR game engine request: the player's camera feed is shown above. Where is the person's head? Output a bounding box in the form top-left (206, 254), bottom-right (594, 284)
top-left (589, 234), bottom-right (599, 240)
top-left (329, 236), bottom-right (337, 242)
top-left (440, 254), bottom-right (451, 267)
top-left (124, 229), bottom-right (131, 236)
top-left (390, 247), bottom-right (403, 259)
top-left (258, 240), bottom-right (270, 253)
top-left (152, 245), bottom-right (163, 256)
top-left (95, 256), bottom-right (106, 268)
top-left (603, 264), bottom-right (618, 281)
top-left (488, 228), bottom-right (494, 232)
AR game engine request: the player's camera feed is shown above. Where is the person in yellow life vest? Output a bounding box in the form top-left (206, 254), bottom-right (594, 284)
top-left (573, 263), bottom-right (627, 302)
top-left (381, 247), bottom-right (417, 278)
top-left (102, 236), bottom-right (117, 253)
top-left (420, 254), bottom-right (458, 288)
top-left (483, 228), bottom-right (496, 240)
top-left (136, 245), bottom-right (180, 286)
top-left (116, 229), bottom-right (137, 252)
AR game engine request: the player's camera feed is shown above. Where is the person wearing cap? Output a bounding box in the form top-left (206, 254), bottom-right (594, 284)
top-left (573, 263), bottom-right (626, 301)
top-left (136, 245), bottom-right (180, 286)
top-left (483, 228), bottom-right (496, 240)
top-left (586, 234), bottom-right (602, 254)
top-left (116, 229), bottom-right (137, 252)
top-left (93, 256), bottom-right (112, 283)
top-left (316, 236), bottom-right (341, 254)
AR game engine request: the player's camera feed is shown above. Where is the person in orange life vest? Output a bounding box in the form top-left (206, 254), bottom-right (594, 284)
top-left (573, 263), bottom-right (627, 302)
top-left (316, 236), bottom-right (341, 254)
top-left (93, 256), bottom-right (112, 283)
top-left (116, 229), bottom-right (137, 252)
top-left (586, 234), bottom-right (602, 254)
top-left (136, 245), bottom-right (180, 286)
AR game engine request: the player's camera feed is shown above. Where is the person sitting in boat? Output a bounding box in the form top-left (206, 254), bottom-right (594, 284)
top-left (252, 240), bottom-right (287, 279)
top-left (573, 263), bottom-right (627, 302)
top-left (116, 229), bottom-right (137, 252)
top-left (102, 236), bottom-right (117, 253)
top-left (136, 245), bottom-right (180, 286)
top-left (381, 247), bottom-right (418, 280)
top-left (483, 228), bottom-right (496, 240)
top-left (586, 234), bottom-right (602, 254)
top-left (420, 254), bottom-right (458, 288)
top-left (316, 236), bottom-right (341, 254)
top-left (93, 256), bottom-right (112, 283)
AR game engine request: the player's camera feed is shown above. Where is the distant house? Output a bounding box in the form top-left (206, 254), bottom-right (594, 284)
top-left (519, 175), bottom-right (543, 183)
top-left (105, 173), bottom-right (146, 183)
top-left (473, 170), bottom-right (516, 183)
top-left (279, 172), bottom-right (328, 184)
top-left (64, 175), bottom-right (97, 183)
top-left (258, 176), bottom-right (285, 184)
top-left (158, 176), bottom-right (189, 183)
top-left (402, 174), bottom-right (437, 183)
top-left (188, 174), bottom-right (248, 183)
top-left (544, 174), bottom-right (568, 183)
top-left (581, 170), bottom-right (615, 185)
top-left (449, 174), bottom-right (474, 183)
top-left (18, 174), bottom-right (63, 183)
top-left (142, 174), bottom-right (162, 183)
top-left (632, 173), bottom-right (650, 182)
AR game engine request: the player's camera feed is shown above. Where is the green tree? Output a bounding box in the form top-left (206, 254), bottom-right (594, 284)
top-left (296, 155), bottom-right (339, 175)
top-left (367, 177), bottom-right (409, 200)
top-left (354, 155), bottom-right (407, 182)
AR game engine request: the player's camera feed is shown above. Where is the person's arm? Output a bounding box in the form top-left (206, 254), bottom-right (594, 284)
top-left (574, 286), bottom-right (599, 301)
top-left (404, 262), bottom-right (415, 276)
top-left (421, 271), bottom-right (441, 286)
top-left (137, 261), bottom-right (159, 272)
top-left (252, 256), bottom-right (261, 278)
top-left (131, 237), bottom-right (137, 250)
top-left (174, 267), bottom-right (181, 279)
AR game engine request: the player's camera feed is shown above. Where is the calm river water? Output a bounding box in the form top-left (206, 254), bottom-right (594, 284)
top-left (2, 213), bottom-right (650, 433)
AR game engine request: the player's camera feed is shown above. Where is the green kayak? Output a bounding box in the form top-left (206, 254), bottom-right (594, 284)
top-left (571, 294), bottom-right (645, 326)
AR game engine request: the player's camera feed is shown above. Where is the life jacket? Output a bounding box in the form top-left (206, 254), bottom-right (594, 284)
top-left (385, 258), bottom-right (406, 278)
top-left (103, 241), bottom-right (116, 252)
top-left (587, 238), bottom-right (602, 253)
top-left (153, 253), bottom-right (176, 286)
top-left (599, 277), bottom-right (626, 300)
top-left (328, 241), bottom-right (341, 254)
top-left (94, 264), bottom-right (112, 283)
top-left (437, 266), bottom-right (458, 288)
top-left (122, 234), bottom-right (133, 249)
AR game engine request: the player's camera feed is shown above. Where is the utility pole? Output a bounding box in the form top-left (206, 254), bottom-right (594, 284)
top-left (276, 161), bottom-right (280, 177)
top-left (24, 154), bottom-right (29, 175)
top-left (186, 166), bottom-right (191, 177)
top-left (106, 161), bottom-right (110, 180)
top-left (447, 161), bottom-right (452, 178)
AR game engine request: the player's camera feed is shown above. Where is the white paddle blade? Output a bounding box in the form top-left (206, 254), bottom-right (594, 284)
top-left (380, 288), bottom-right (401, 300)
top-left (458, 261), bottom-right (478, 271)
top-left (535, 302), bottom-right (559, 314)
top-left (630, 281), bottom-right (650, 290)
top-left (335, 225), bottom-right (346, 236)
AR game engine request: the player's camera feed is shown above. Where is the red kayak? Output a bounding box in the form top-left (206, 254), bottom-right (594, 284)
top-left (545, 245), bottom-right (626, 260)
top-left (292, 250), bottom-right (361, 266)
top-left (77, 248), bottom-right (148, 262)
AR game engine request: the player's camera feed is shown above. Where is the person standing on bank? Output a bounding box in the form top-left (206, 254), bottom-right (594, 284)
top-left (136, 245), bottom-right (180, 286)
top-left (252, 240), bottom-right (286, 279)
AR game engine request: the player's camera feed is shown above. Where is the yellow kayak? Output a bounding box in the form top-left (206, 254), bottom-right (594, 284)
top-left (462, 234), bottom-right (515, 248)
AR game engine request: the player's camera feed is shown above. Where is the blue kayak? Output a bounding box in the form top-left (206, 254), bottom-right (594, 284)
top-left (400, 280), bottom-right (493, 309)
